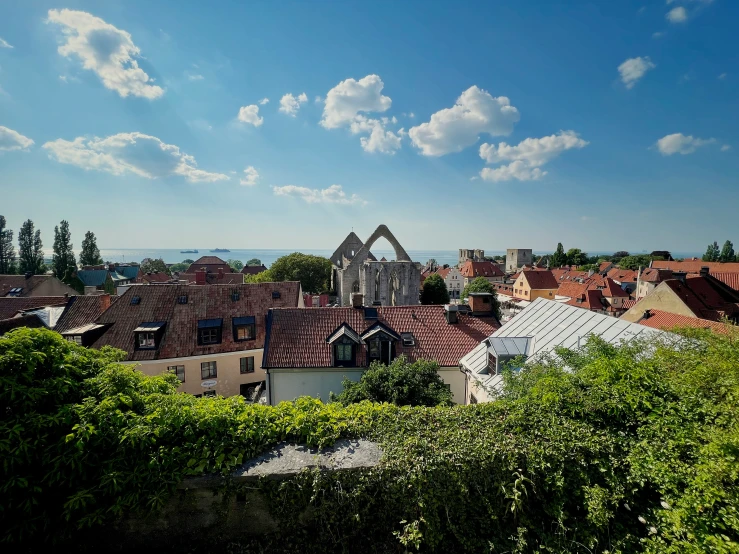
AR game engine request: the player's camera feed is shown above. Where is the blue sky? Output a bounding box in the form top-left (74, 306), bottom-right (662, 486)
top-left (0, 0), bottom-right (737, 253)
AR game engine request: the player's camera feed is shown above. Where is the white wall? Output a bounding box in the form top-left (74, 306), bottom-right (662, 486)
top-left (438, 367), bottom-right (465, 403)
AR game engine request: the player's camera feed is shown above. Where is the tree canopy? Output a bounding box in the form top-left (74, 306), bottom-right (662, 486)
top-left (268, 252), bottom-right (332, 293)
top-left (246, 258), bottom-right (262, 266)
top-left (243, 270), bottom-right (275, 284)
top-left (618, 254), bottom-right (653, 270)
top-left (79, 231), bottom-right (103, 267)
top-left (227, 259), bottom-right (244, 271)
top-left (566, 248), bottom-right (588, 266)
top-left (52, 220), bottom-right (76, 280)
top-left (720, 240), bottom-right (735, 262)
top-left (17, 219), bottom-right (45, 275)
top-left (703, 241), bottom-right (721, 262)
top-left (332, 356), bottom-right (453, 407)
top-left (140, 258), bottom-right (171, 276)
top-left (462, 276), bottom-right (494, 298)
top-left (551, 242), bottom-right (567, 267)
top-left (420, 273), bottom-right (449, 305)
top-left (0, 215), bottom-right (16, 274)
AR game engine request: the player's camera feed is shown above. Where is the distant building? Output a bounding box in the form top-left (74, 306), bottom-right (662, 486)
top-left (262, 295), bottom-right (499, 404)
top-left (458, 249), bottom-right (485, 265)
top-left (185, 256), bottom-right (234, 274)
top-left (606, 268), bottom-right (638, 293)
top-left (0, 274), bottom-right (79, 298)
top-left (511, 270), bottom-right (558, 301)
top-left (332, 225), bottom-right (421, 306)
top-left (92, 282), bottom-right (304, 399)
top-left (78, 263), bottom-right (137, 295)
top-left (506, 249), bottom-right (533, 273)
top-left (459, 261), bottom-right (505, 287)
top-left (179, 269), bottom-right (243, 285)
top-left (241, 264), bottom-right (268, 276)
top-left (635, 268), bottom-right (673, 299)
top-left (435, 266), bottom-right (464, 301)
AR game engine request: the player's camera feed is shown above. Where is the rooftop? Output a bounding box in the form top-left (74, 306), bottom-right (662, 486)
top-left (459, 261), bottom-right (504, 278)
top-left (637, 309), bottom-right (736, 335)
top-left (520, 270), bottom-right (559, 290)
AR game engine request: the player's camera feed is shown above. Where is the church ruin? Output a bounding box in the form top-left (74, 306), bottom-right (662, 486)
top-left (332, 225), bottom-right (421, 307)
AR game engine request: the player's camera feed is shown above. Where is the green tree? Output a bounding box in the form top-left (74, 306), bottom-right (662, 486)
top-left (333, 356), bottom-right (453, 407)
top-left (565, 248), bottom-right (588, 266)
top-left (551, 242), bottom-right (567, 268)
top-left (18, 219), bottom-right (45, 275)
top-left (79, 231), bottom-right (103, 266)
top-left (268, 252), bottom-right (332, 293)
top-left (0, 215), bottom-right (16, 274)
top-left (618, 254), bottom-right (652, 270)
top-left (420, 273), bottom-right (450, 305)
top-left (243, 269), bottom-right (275, 283)
top-left (140, 258), bottom-right (171, 276)
top-left (719, 240), bottom-right (735, 263)
top-left (246, 258), bottom-right (262, 266)
top-left (52, 220), bottom-right (76, 280)
top-left (169, 262), bottom-right (189, 273)
top-left (461, 277), bottom-right (501, 319)
top-left (227, 258), bottom-right (244, 271)
top-left (702, 241), bottom-right (720, 262)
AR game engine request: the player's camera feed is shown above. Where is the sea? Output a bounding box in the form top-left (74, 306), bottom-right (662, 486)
top-left (51, 248), bottom-right (706, 268)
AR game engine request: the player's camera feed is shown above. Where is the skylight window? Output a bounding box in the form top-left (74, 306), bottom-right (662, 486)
top-left (401, 332), bottom-right (415, 347)
top-left (130, 296), bottom-right (141, 305)
top-left (177, 295), bottom-right (188, 304)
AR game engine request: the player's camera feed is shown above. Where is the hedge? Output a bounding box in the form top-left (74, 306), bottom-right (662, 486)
top-left (1, 327), bottom-right (739, 552)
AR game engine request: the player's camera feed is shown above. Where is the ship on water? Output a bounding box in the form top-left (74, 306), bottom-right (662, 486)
top-left (180, 249), bottom-right (199, 253)
top-left (210, 248), bottom-right (230, 253)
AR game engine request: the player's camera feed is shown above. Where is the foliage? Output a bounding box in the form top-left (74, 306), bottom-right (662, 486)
top-left (420, 273), bottom-right (449, 305)
top-left (619, 254), bottom-right (653, 270)
top-left (52, 220), bottom-right (76, 280)
top-left (244, 269), bottom-right (275, 284)
top-left (566, 248), bottom-right (588, 266)
top-left (169, 262), bottom-right (189, 273)
top-left (461, 275), bottom-right (494, 298)
top-left (332, 356), bottom-right (453, 407)
top-left (17, 219), bottom-right (45, 275)
top-left (246, 258), bottom-right (262, 266)
top-left (79, 231), bottom-right (103, 267)
top-left (551, 242), bottom-right (567, 268)
top-left (703, 241), bottom-right (721, 262)
top-left (0, 215), bottom-right (16, 274)
top-left (4, 327), bottom-right (739, 553)
top-left (140, 257), bottom-right (171, 276)
top-left (227, 258), bottom-right (244, 271)
top-left (268, 252), bottom-right (332, 293)
top-left (720, 240), bottom-right (735, 263)
top-left (613, 250), bottom-right (630, 259)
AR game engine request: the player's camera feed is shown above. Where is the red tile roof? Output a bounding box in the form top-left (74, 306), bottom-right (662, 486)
top-left (179, 272), bottom-right (244, 285)
top-left (139, 272), bottom-right (173, 284)
top-left (557, 277), bottom-right (628, 299)
top-left (0, 296), bottom-right (69, 319)
top-left (622, 299), bottom-right (637, 310)
top-left (599, 261), bottom-right (613, 272)
top-left (263, 305), bottom-right (499, 369)
top-left (651, 260), bottom-right (739, 273)
top-left (241, 264), bottom-right (268, 275)
top-left (565, 289), bottom-right (605, 311)
top-left (55, 294), bottom-right (112, 333)
top-left (607, 268), bottom-right (638, 283)
top-left (640, 268), bottom-right (673, 283)
top-left (93, 282), bottom-right (302, 361)
top-left (551, 269), bottom-right (589, 282)
top-left (662, 276), bottom-right (739, 321)
top-left (637, 310), bottom-right (736, 335)
top-left (0, 313), bottom-right (47, 334)
top-left (557, 281), bottom-right (589, 299)
top-left (709, 272), bottom-right (739, 292)
top-left (520, 270), bottom-right (559, 290)
top-left (459, 261), bottom-right (504, 278)
top-left (185, 256), bottom-right (234, 274)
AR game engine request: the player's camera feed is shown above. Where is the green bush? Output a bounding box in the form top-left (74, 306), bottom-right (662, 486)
top-left (2, 326), bottom-right (739, 553)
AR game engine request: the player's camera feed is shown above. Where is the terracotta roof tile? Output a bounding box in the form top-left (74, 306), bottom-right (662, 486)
top-left (55, 295), bottom-right (112, 333)
top-left (140, 272), bottom-right (173, 284)
top-left (607, 268), bottom-right (638, 283)
top-left (264, 305), bottom-right (498, 368)
top-left (0, 275), bottom-right (74, 297)
top-left (459, 261), bottom-right (504, 278)
top-left (638, 310), bottom-right (736, 335)
top-left (178, 272), bottom-right (244, 285)
top-left (640, 268), bottom-right (673, 283)
top-left (93, 282), bottom-right (301, 361)
top-left (521, 270), bottom-right (559, 290)
top-left (661, 276), bottom-right (739, 321)
top-left (651, 260), bottom-right (739, 273)
top-left (710, 272), bottom-right (739, 292)
top-left (565, 289), bottom-right (605, 311)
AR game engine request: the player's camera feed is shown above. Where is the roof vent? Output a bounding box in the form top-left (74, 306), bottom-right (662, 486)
top-left (130, 296), bottom-right (141, 305)
top-left (364, 307), bottom-right (378, 320)
top-left (272, 291), bottom-right (281, 299)
top-left (444, 304), bottom-right (459, 324)
top-left (177, 295), bottom-right (188, 304)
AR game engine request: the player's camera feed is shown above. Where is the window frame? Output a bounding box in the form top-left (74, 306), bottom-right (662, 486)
top-left (199, 327), bottom-right (221, 345)
top-left (136, 331), bottom-right (156, 349)
top-left (234, 323), bottom-right (256, 341)
top-left (333, 337), bottom-right (356, 367)
top-left (168, 364), bottom-right (185, 382)
top-left (200, 361), bottom-right (217, 379)
top-left (240, 356), bottom-right (255, 374)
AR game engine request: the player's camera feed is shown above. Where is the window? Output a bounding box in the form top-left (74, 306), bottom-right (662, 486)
top-left (130, 295), bottom-right (141, 305)
top-left (168, 365), bottom-right (185, 382)
top-left (336, 343), bottom-right (352, 361)
top-left (67, 335), bottom-right (83, 345)
top-left (272, 291), bottom-right (281, 299)
top-left (240, 356), bottom-right (255, 374)
top-left (333, 337), bottom-right (356, 367)
top-left (201, 361), bottom-right (217, 379)
top-left (177, 295), bottom-right (188, 304)
top-left (197, 319), bottom-right (223, 345)
top-left (236, 325), bottom-right (255, 340)
top-left (137, 332), bottom-right (155, 349)
top-left (200, 328), bottom-right (219, 344)
top-left (401, 332), bottom-right (415, 347)
top-left (231, 290), bottom-right (240, 301)
top-left (203, 390), bottom-right (216, 398)
top-left (233, 316), bottom-right (256, 341)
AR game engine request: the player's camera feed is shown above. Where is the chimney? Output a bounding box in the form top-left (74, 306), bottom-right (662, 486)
top-left (700, 266), bottom-right (709, 277)
top-left (643, 309), bottom-right (651, 319)
top-left (218, 267), bottom-right (224, 277)
top-left (444, 304), bottom-right (459, 324)
top-left (25, 272), bottom-right (32, 279)
top-left (351, 292), bottom-right (364, 308)
top-left (673, 271), bottom-right (687, 284)
top-left (468, 292), bottom-right (494, 316)
top-left (195, 270), bottom-right (206, 285)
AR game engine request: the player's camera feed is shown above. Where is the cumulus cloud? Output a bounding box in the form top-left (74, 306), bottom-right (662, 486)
top-left (272, 184), bottom-right (365, 205)
top-left (409, 86), bottom-right (520, 156)
top-left (666, 6), bottom-right (688, 22)
top-left (258, 97), bottom-right (269, 105)
top-left (721, 144), bottom-right (731, 152)
top-left (47, 9), bottom-right (163, 99)
top-left (42, 132), bottom-right (228, 182)
top-left (655, 133), bottom-right (716, 155)
top-left (618, 56), bottom-right (656, 89)
top-left (279, 92), bottom-right (308, 116)
top-left (478, 131), bottom-right (588, 182)
top-left (240, 166), bottom-right (259, 186)
top-left (237, 104), bottom-right (263, 127)
top-left (320, 74), bottom-right (391, 129)
top-left (0, 126), bottom-right (34, 151)
top-left (350, 116), bottom-right (403, 154)
top-left (0, 37), bottom-right (12, 49)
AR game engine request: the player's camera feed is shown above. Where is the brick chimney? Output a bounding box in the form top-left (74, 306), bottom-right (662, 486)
top-left (468, 292), bottom-right (495, 316)
top-left (218, 267), bottom-right (224, 279)
top-left (700, 266), bottom-right (709, 277)
top-left (195, 270), bottom-right (206, 285)
top-left (673, 271), bottom-right (687, 284)
top-left (100, 294), bottom-right (112, 311)
top-left (351, 292), bottom-right (364, 308)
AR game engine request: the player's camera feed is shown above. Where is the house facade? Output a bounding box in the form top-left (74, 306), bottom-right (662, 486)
top-left (92, 282), bottom-right (304, 399)
top-left (435, 266), bottom-right (464, 300)
top-left (459, 261), bottom-right (505, 287)
top-left (512, 270), bottom-right (559, 301)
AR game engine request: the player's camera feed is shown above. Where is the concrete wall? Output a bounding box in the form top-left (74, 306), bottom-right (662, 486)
top-left (270, 366), bottom-right (466, 404)
top-left (621, 283), bottom-right (694, 323)
top-left (132, 348), bottom-right (266, 398)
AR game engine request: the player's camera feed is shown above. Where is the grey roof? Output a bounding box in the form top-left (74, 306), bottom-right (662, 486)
top-left (489, 337), bottom-right (533, 358)
top-left (115, 265), bottom-right (140, 280)
top-left (77, 269), bottom-right (109, 287)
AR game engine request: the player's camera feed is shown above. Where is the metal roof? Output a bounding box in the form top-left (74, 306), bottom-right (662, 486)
top-left (489, 337), bottom-right (533, 358)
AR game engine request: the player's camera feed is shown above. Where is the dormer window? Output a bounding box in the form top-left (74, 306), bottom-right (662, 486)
top-left (361, 322), bottom-right (401, 366)
top-left (233, 316), bottom-right (256, 341)
top-left (134, 321), bottom-right (166, 350)
top-left (326, 323), bottom-right (362, 368)
top-left (197, 319), bottom-right (223, 345)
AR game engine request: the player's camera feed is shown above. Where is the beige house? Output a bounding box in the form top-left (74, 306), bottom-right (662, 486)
top-left (512, 270), bottom-right (559, 301)
top-left (92, 282), bottom-right (304, 399)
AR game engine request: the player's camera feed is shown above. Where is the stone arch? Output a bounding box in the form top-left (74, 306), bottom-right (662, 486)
top-left (351, 225), bottom-right (411, 266)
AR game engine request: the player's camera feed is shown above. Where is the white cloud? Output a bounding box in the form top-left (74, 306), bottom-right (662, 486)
top-left (348, 116), bottom-right (404, 154)
top-left (618, 56), bottom-right (656, 89)
top-left (320, 74), bottom-right (391, 129)
top-left (272, 184), bottom-right (365, 205)
top-left (480, 130), bottom-right (589, 166)
top-left (187, 73), bottom-right (204, 81)
top-left (237, 104), bottom-right (263, 127)
top-left (666, 6), bottom-right (688, 22)
top-left (0, 126), bottom-right (34, 151)
top-left (47, 9), bottom-right (164, 99)
top-left (42, 132), bottom-right (228, 182)
top-left (240, 166), bottom-right (259, 186)
top-left (655, 133), bottom-right (716, 155)
top-left (720, 144), bottom-right (731, 152)
top-left (258, 97), bottom-right (269, 105)
top-left (480, 161), bottom-right (546, 182)
top-left (478, 131), bottom-right (588, 182)
top-left (652, 31), bottom-right (665, 38)
top-left (0, 37), bottom-right (12, 49)
top-left (279, 92), bottom-right (308, 116)
top-left (408, 85), bottom-right (520, 156)
top-left (718, 73), bottom-right (727, 80)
